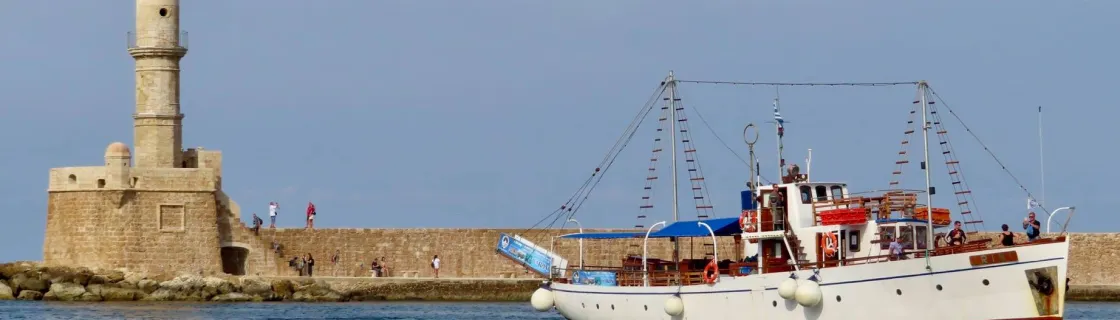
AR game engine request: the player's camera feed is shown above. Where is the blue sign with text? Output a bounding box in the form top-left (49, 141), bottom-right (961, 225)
top-left (571, 270), bottom-right (617, 286)
top-left (496, 233), bottom-right (553, 276)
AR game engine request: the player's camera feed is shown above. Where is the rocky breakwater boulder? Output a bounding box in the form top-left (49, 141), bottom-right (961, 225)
top-left (0, 262), bottom-right (158, 302)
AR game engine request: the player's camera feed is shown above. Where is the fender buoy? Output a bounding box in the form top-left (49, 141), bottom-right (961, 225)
top-left (821, 232), bottom-right (838, 257)
top-left (740, 210), bottom-right (757, 232)
top-left (702, 259), bottom-right (719, 284)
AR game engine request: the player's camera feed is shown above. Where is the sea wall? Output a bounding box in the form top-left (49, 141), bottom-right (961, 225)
top-left (260, 229), bottom-right (1116, 285)
top-left (0, 262), bottom-right (538, 302)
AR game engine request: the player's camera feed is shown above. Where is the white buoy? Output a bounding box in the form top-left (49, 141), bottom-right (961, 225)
top-left (664, 295), bottom-right (684, 316)
top-left (795, 279), bottom-right (823, 307)
top-left (531, 288), bottom-right (554, 312)
top-left (778, 276), bottom-right (799, 300)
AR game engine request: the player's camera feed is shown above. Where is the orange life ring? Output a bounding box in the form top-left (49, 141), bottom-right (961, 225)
top-left (821, 232), bottom-right (839, 257)
top-left (702, 259), bottom-right (719, 284)
top-left (739, 210), bottom-right (757, 232)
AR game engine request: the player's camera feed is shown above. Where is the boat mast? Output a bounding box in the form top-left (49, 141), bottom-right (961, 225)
top-left (919, 81), bottom-right (934, 270)
top-left (1038, 105), bottom-right (1045, 208)
top-left (774, 89), bottom-right (785, 178)
top-left (667, 71), bottom-right (681, 261)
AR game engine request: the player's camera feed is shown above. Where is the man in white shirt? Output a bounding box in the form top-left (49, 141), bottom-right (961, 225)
top-left (889, 237), bottom-right (905, 260)
top-left (269, 202), bottom-right (278, 228)
top-left (432, 255), bottom-right (441, 278)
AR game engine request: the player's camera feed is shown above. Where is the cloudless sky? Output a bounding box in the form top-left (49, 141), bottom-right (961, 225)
top-left (1, 0), bottom-right (1117, 262)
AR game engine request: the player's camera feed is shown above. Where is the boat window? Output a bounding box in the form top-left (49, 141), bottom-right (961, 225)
top-left (879, 226), bottom-right (896, 250)
top-left (815, 185), bottom-right (828, 201)
top-left (900, 226), bottom-right (915, 250)
top-left (915, 226), bottom-right (928, 250)
top-left (799, 186), bottom-right (812, 204)
top-left (848, 230), bottom-right (861, 252)
top-left (831, 185), bottom-right (844, 199)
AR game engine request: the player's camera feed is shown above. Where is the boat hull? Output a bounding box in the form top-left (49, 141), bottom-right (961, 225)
top-left (549, 240), bottom-right (1068, 320)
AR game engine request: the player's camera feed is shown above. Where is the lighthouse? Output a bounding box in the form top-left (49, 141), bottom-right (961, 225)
top-left (128, 0), bottom-right (187, 168)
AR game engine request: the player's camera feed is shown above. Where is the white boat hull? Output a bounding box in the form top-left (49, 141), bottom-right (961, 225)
top-left (549, 241), bottom-right (1068, 320)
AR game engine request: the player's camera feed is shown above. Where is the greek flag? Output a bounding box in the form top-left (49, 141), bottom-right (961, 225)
top-left (773, 98), bottom-right (784, 128)
top-left (1027, 198), bottom-right (1039, 210)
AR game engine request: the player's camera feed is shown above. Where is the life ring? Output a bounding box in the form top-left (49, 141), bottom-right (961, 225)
top-left (821, 232), bottom-right (838, 257)
top-left (702, 259), bottom-right (719, 284)
top-left (739, 210), bottom-right (757, 232)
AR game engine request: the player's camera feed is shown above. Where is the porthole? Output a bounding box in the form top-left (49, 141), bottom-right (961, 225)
top-left (896, 289), bottom-right (902, 295)
top-left (772, 300), bottom-right (777, 307)
top-left (159, 8), bottom-right (168, 17)
top-left (936, 284), bottom-right (943, 291)
top-left (644, 305), bottom-right (648, 311)
top-left (836, 295), bottom-right (842, 302)
top-left (596, 304), bottom-right (599, 309)
top-left (581, 303), bottom-right (585, 308)
top-left (983, 279), bottom-right (990, 286)
top-left (611, 304), bottom-right (615, 310)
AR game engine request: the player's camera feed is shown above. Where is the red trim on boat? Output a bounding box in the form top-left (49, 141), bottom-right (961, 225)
top-left (991, 316), bottom-right (1061, 320)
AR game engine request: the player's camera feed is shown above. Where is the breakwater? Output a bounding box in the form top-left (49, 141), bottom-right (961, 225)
top-left (0, 262), bottom-right (538, 302)
top-left (1, 262), bottom-right (1118, 302)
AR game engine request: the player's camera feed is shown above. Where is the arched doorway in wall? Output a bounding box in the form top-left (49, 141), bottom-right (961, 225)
top-left (220, 244), bottom-right (250, 276)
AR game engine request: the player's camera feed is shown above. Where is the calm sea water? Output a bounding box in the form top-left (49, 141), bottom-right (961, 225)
top-left (0, 301), bottom-right (1116, 319)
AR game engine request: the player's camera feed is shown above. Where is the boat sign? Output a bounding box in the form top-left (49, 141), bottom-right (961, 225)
top-left (496, 233), bottom-right (566, 276)
top-left (969, 250), bottom-right (1019, 266)
top-left (572, 270), bottom-right (617, 286)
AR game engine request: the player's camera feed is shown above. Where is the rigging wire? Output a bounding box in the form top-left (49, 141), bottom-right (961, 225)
top-left (678, 88), bottom-right (774, 185)
top-left (677, 80), bottom-right (920, 87)
top-left (517, 82), bottom-right (668, 235)
top-left (926, 86), bottom-right (1055, 222)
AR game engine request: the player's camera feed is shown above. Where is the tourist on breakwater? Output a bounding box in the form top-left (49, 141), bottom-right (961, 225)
top-left (331, 250), bottom-right (340, 276)
top-left (306, 202), bottom-right (317, 229)
top-left (269, 201), bottom-right (278, 228)
top-left (431, 255), bottom-right (440, 278)
top-left (306, 253), bottom-right (316, 277)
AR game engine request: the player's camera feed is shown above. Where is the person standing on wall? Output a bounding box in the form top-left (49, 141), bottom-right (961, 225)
top-left (306, 201), bottom-right (317, 229)
top-left (269, 201), bottom-right (278, 228)
top-left (431, 255), bottom-right (441, 278)
top-left (330, 250), bottom-right (340, 277)
top-left (306, 253), bottom-right (316, 277)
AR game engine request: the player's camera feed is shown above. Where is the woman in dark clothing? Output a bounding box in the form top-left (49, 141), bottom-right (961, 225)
top-left (1000, 224), bottom-right (1015, 246)
top-left (306, 253), bottom-right (316, 277)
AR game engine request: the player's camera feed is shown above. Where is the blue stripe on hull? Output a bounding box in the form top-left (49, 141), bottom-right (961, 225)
top-left (551, 256), bottom-right (1065, 295)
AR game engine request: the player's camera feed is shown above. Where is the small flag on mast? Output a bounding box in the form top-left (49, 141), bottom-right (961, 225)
top-left (773, 98), bottom-right (785, 137)
top-left (1027, 198), bottom-right (1039, 210)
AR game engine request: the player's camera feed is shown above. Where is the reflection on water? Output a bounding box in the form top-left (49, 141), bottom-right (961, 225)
top-left (0, 301), bottom-right (1115, 319)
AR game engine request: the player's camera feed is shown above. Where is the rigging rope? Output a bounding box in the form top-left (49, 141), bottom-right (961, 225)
top-left (683, 92), bottom-right (774, 185)
top-left (926, 86), bottom-right (1054, 221)
top-left (517, 82), bottom-right (669, 236)
top-left (677, 80), bottom-right (919, 87)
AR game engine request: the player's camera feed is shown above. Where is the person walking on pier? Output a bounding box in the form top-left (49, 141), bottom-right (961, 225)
top-left (306, 253), bottom-right (316, 277)
top-left (331, 250), bottom-right (340, 277)
top-left (431, 255), bottom-right (441, 278)
top-left (306, 202), bottom-right (317, 229)
top-left (269, 202), bottom-right (278, 228)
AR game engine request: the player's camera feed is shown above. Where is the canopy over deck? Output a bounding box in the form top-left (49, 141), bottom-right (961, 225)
top-left (559, 217), bottom-right (741, 240)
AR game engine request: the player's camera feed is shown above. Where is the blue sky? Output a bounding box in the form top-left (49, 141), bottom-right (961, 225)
top-left (1, 0), bottom-right (1117, 262)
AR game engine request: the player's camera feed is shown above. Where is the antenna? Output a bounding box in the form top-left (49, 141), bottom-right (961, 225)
top-left (773, 87), bottom-right (786, 180)
top-left (1038, 106), bottom-right (1045, 208)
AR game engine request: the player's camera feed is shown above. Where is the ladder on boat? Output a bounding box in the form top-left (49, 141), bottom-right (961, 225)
top-left (888, 89), bottom-right (986, 234)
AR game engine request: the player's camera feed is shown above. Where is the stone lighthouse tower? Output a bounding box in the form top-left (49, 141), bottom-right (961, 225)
top-left (129, 0), bottom-right (186, 168)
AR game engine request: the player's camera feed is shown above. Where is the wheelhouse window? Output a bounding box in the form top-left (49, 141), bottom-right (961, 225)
top-left (800, 186), bottom-right (812, 204)
top-left (900, 226), bottom-right (915, 250)
top-left (831, 185), bottom-right (844, 200)
top-left (815, 185), bottom-right (828, 201)
top-left (879, 226), bottom-right (896, 250)
top-left (915, 225), bottom-right (928, 250)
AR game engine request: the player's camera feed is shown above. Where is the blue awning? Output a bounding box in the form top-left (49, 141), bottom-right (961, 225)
top-left (651, 217), bottom-right (741, 238)
top-left (558, 217), bottom-right (742, 240)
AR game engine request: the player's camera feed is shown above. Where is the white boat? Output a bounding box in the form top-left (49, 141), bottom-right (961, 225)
top-left (524, 72), bottom-right (1072, 320)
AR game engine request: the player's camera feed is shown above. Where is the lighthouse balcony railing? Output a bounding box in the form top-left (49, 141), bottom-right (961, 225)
top-left (127, 31), bottom-right (189, 49)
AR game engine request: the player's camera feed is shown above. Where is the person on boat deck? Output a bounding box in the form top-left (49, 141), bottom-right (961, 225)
top-left (947, 221), bottom-right (967, 246)
top-left (889, 237), bottom-right (906, 260)
top-left (1000, 224), bottom-right (1015, 246)
top-left (1023, 212), bottom-right (1042, 242)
